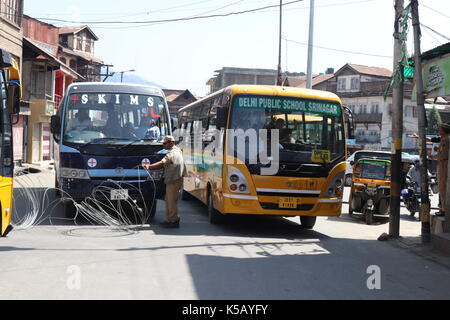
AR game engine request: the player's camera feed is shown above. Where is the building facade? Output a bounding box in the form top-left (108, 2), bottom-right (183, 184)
top-left (22, 16), bottom-right (83, 163)
top-left (206, 67), bottom-right (278, 94)
top-left (310, 63), bottom-right (417, 152)
top-left (163, 89), bottom-right (197, 116)
top-left (0, 0), bottom-right (25, 162)
top-left (58, 26), bottom-right (103, 82)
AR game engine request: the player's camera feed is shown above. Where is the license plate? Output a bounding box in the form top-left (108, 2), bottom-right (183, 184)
top-left (110, 189), bottom-right (129, 200)
top-left (278, 197), bottom-right (297, 209)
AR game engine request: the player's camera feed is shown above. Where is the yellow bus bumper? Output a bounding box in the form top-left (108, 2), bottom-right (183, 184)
top-left (222, 194), bottom-right (342, 217)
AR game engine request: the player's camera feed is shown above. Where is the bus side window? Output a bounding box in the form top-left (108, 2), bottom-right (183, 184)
top-left (201, 100), bottom-right (212, 139)
top-left (209, 95), bottom-right (222, 130)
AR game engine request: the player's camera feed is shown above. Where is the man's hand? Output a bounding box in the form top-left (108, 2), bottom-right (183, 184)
top-left (143, 161), bottom-right (164, 171)
top-left (408, 133), bottom-right (432, 142)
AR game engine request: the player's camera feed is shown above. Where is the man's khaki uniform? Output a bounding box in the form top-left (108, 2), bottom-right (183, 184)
top-left (161, 146), bottom-right (186, 223)
top-left (436, 135), bottom-right (449, 212)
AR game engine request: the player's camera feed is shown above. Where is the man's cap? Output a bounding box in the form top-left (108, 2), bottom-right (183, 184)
top-left (163, 136), bottom-right (175, 143)
top-left (440, 123), bottom-right (450, 130)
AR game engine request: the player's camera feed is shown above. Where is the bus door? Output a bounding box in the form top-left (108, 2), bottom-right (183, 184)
top-left (206, 95), bottom-right (225, 200)
top-left (0, 68), bottom-right (19, 237)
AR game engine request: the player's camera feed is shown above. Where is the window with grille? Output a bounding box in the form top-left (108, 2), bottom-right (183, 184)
top-left (337, 78), bottom-right (347, 91)
top-left (351, 77), bottom-right (360, 90)
top-left (1, 0), bottom-right (22, 25)
top-left (371, 102), bottom-right (379, 114)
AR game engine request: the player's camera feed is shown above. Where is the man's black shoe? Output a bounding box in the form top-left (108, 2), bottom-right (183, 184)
top-left (160, 220), bottom-right (180, 228)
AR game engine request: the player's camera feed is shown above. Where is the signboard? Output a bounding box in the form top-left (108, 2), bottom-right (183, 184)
top-left (45, 101), bottom-right (55, 116)
top-left (234, 95), bottom-right (342, 117)
top-left (312, 149), bottom-right (331, 163)
top-left (417, 54), bottom-right (450, 99)
top-left (346, 139), bottom-right (356, 146)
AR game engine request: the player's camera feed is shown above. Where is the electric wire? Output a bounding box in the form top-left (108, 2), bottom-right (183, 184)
top-left (282, 36), bottom-right (392, 59)
top-left (33, 0), bottom-right (305, 25)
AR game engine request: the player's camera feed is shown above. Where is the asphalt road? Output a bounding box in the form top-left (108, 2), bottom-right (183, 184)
top-left (1, 165), bottom-right (450, 300)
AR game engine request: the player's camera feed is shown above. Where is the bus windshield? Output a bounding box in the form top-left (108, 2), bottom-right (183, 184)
top-left (230, 95), bottom-right (345, 165)
top-left (63, 93), bottom-right (170, 146)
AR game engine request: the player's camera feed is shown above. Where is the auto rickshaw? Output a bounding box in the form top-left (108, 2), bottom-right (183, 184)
top-left (348, 152), bottom-right (391, 225)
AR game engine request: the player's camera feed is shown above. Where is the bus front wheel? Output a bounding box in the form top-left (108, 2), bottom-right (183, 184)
top-left (300, 216), bottom-right (316, 229)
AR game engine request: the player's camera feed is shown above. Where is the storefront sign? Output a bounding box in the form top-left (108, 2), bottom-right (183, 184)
top-left (423, 54), bottom-right (450, 98)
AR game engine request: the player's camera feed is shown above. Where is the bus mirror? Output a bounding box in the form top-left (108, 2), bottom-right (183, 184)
top-left (7, 82), bottom-right (20, 114)
top-left (171, 116), bottom-right (178, 131)
top-left (350, 161), bottom-right (354, 166)
top-left (50, 115), bottom-right (61, 135)
top-left (344, 106), bottom-right (355, 139)
top-left (217, 107), bottom-right (228, 129)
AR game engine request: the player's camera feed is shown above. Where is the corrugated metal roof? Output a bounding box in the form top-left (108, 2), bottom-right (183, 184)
top-left (347, 64), bottom-right (392, 77)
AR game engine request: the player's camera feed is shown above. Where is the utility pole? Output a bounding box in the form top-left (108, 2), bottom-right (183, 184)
top-left (411, 0), bottom-right (431, 242)
top-left (306, 0), bottom-right (314, 89)
top-left (389, 0), bottom-right (404, 239)
top-left (277, 0), bottom-right (283, 86)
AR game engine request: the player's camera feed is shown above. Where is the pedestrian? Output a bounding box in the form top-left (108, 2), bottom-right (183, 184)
top-left (143, 136), bottom-right (186, 228)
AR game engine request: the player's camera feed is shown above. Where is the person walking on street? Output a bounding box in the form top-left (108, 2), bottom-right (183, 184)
top-left (143, 136), bottom-right (186, 228)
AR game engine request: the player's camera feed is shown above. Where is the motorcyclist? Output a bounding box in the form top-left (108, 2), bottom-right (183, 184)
top-left (407, 159), bottom-right (431, 193)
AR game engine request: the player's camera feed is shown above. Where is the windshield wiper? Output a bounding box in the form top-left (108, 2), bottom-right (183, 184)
top-left (79, 137), bottom-right (130, 148)
top-left (117, 138), bottom-right (159, 150)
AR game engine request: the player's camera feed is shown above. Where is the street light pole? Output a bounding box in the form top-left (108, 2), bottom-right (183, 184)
top-left (277, 0), bottom-right (283, 86)
top-left (411, 0), bottom-right (431, 242)
top-left (389, 0), bottom-right (405, 239)
top-left (306, 0), bottom-right (315, 89)
top-left (118, 69), bottom-right (136, 83)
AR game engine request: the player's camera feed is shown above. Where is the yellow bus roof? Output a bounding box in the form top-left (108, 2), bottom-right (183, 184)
top-left (179, 85), bottom-right (342, 113)
top-left (226, 85), bottom-right (342, 104)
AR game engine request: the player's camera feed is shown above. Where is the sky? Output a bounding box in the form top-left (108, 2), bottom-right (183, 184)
top-left (24, 0), bottom-right (450, 97)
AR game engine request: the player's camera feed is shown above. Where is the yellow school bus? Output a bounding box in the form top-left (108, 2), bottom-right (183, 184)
top-left (177, 85), bottom-right (347, 229)
top-left (0, 49), bottom-right (21, 237)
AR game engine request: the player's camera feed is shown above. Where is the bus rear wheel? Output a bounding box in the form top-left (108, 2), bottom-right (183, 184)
top-left (300, 216), bottom-right (316, 229)
top-left (207, 188), bottom-right (223, 224)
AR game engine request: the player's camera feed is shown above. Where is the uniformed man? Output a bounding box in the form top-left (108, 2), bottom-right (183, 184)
top-left (410, 124), bottom-right (450, 216)
top-left (143, 136), bottom-right (186, 228)
top-left (433, 123), bottom-right (450, 216)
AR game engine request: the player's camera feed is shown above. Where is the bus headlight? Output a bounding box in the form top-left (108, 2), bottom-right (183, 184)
top-left (61, 168), bottom-right (90, 180)
top-left (230, 174), bottom-right (239, 183)
top-left (325, 172), bottom-right (345, 198)
top-left (227, 166), bottom-right (250, 194)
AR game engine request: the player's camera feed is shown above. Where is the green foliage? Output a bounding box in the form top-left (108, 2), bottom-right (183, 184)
top-left (426, 106), bottom-right (442, 135)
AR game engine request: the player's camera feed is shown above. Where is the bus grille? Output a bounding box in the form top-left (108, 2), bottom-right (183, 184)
top-left (259, 203), bottom-right (314, 211)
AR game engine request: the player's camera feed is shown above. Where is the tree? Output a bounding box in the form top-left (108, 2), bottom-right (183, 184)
top-left (426, 106), bottom-right (442, 135)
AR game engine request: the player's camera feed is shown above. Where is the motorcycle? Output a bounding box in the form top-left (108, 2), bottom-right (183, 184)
top-left (402, 180), bottom-right (420, 218)
top-left (402, 176), bottom-right (435, 218)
